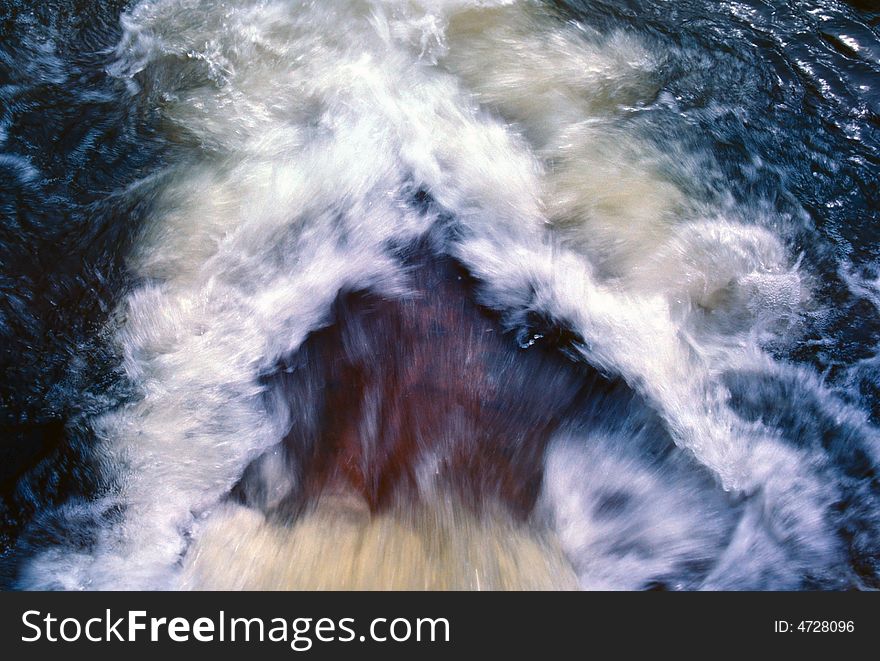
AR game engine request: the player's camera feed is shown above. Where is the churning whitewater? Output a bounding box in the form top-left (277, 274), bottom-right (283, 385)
top-left (2, 0), bottom-right (880, 590)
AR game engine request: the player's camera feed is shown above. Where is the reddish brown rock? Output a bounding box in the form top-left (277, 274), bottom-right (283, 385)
top-left (268, 246), bottom-right (606, 517)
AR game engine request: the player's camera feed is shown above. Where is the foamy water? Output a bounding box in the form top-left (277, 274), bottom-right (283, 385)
top-left (4, 0), bottom-right (879, 590)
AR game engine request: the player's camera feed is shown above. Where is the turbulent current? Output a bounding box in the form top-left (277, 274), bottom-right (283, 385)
top-left (1, 0), bottom-right (879, 590)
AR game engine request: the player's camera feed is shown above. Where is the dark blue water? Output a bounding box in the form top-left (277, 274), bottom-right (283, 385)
top-left (563, 0), bottom-right (880, 406)
top-left (0, 1), bottom-right (164, 576)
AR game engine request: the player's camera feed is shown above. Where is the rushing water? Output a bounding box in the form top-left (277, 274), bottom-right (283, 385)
top-left (1, 0), bottom-right (879, 590)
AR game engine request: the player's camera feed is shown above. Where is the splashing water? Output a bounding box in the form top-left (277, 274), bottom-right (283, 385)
top-left (2, 0), bottom-right (879, 590)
